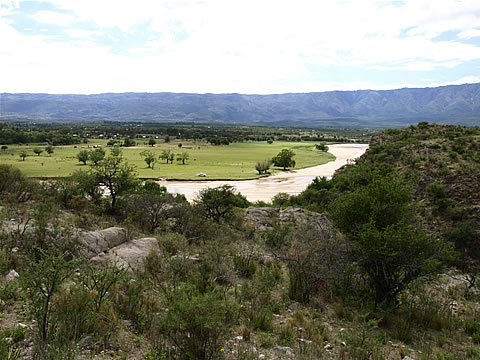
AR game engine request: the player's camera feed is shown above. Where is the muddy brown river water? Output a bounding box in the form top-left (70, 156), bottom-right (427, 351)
top-left (158, 143), bottom-right (368, 202)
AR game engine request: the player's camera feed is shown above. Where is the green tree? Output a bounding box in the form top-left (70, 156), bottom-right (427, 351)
top-left (176, 151), bottom-right (189, 165)
top-left (0, 164), bottom-right (35, 202)
top-left (443, 220), bottom-right (480, 288)
top-left (119, 181), bottom-right (185, 232)
top-left (45, 145), bottom-right (54, 155)
top-left (196, 185), bottom-right (249, 223)
top-left (19, 151), bottom-right (28, 161)
top-left (123, 137), bottom-right (135, 147)
top-left (255, 160), bottom-right (271, 174)
top-left (33, 147), bottom-right (43, 156)
top-left (89, 148), bottom-right (105, 166)
top-left (71, 169), bottom-right (103, 205)
top-left (91, 148), bottom-right (138, 213)
top-left (148, 138), bottom-right (156, 147)
top-left (76, 150), bottom-right (89, 165)
top-left (330, 170), bottom-right (453, 306)
top-left (272, 149), bottom-right (296, 170)
top-left (315, 143), bottom-right (329, 152)
top-left (160, 149), bottom-right (172, 164)
top-left (140, 150), bottom-right (157, 169)
top-left (164, 135), bottom-right (170, 143)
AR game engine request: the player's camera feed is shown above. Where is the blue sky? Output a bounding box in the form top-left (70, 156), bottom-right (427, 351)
top-left (1, 0), bottom-right (480, 94)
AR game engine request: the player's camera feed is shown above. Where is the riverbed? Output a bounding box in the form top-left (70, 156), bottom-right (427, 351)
top-left (158, 143), bottom-right (368, 202)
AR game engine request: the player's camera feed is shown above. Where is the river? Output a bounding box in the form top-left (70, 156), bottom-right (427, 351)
top-left (158, 143), bottom-right (368, 202)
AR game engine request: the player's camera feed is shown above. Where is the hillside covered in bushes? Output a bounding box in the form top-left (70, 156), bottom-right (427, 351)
top-left (0, 122), bottom-right (479, 360)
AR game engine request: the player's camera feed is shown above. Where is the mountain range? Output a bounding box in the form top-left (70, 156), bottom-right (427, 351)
top-left (1, 83), bottom-right (480, 127)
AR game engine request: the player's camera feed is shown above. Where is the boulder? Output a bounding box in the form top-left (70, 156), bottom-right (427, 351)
top-left (5, 269), bottom-right (19, 281)
top-left (244, 207), bottom-right (332, 233)
top-left (78, 227), bottom-right (127, 258)
top-left (90, 237), bottom-right (159, 272)
top-left (274, 346), bottom-right (294, 357)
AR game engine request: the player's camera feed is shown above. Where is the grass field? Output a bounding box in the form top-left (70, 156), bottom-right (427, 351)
top-left (0, 139), bottom-right (335, 180)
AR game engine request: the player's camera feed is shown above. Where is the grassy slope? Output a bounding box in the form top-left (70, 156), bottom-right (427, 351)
top-left (0, 140), bottom-right (335, 179)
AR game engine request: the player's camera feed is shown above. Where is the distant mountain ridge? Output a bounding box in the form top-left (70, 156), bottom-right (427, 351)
top-left (1, 83), bottom-right (480, 127)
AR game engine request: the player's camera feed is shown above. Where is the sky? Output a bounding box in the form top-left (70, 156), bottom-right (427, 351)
top-left (1, 0), bottom-right (480, 94)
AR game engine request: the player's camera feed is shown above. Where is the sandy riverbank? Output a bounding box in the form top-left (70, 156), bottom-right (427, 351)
top-left (158, 143), bottom-right (368, 202)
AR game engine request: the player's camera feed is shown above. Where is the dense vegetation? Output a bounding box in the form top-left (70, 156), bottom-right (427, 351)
top-left (0, 122), bottom-right (479, 359)
top-left (0, 123), bottom-right (372, 146)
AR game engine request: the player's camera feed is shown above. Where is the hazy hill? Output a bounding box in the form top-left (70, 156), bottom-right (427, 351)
top-left (1, 83), bottom-right (480, 127)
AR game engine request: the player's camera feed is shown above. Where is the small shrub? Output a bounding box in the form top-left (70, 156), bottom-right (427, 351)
top-left (250, 309), bottom-right (273, 331)
top-left (233, 254), bottom-right (257, 279)
top-left (254, 261), bottom-right (282, 292)
top-left (50, 286), bottom-right (96, 344)
top-left (115, 278), bottom-right (156, 333)
top-left (465, 346), bottom-right (480, 358)
top-left (258, 333), bottom-right (274, 348)
top-left (158, 233), bottom-right (187, 255)
top-left (158, 286), bottom-right (238, 360)
top-left (263, 222), bottom-right (292, 250)
top-left (426, 183), bottom-right (447, 200)
top-left (272, 192), bottom-right (290, 207)
top-left (277, 325), bottom-right (295, 346)
top-left (464, 319), bottom-right (480, 335)
top-left (0, 281), bottom-right (21, 306)
top-left (0, 327), bottom-right (24, 360)
top-left (345, 318), bottom-right (383, 360)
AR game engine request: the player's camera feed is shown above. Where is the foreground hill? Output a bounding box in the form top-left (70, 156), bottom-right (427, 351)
top-left (2, 83), bottom-right (480, 127)
top-left (0, 122), bottom-right (479, 359)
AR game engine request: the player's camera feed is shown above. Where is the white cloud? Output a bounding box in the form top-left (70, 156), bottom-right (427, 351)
top-left (0, 0), bottom-right (19, 16)
top-left (2, 0), bottom-right (480, 93)
top-left (31, 10), bottom-right (74, 26)
top-left (425, 75), bottom-right (480, 88)
top-left (458, 28), bottom-right (480, 39)
top-left (65, 29), bottom-right (98, 38)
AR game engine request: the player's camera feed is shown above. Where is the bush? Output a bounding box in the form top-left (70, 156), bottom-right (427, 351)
top-left (115, 278), bottom-right (156, 333)
top-left (196, 185), bottom-right (250, 223)
top-left (464, 319), bottom-right (480, 336)
top-left (158, 285), bottom-right (238, 360)
top-left (426, 183), bottom-right (447, 200)
top-left (50, 286), bottom-right (97, 344)
top-left (345, 318), bottom-right (384, 360)
top-left (330, 170), bottom-right (453, 306)
top-left (0, 165), bottom-right (35, 202)
top-left (233, 254), bottom-right (257, 279)
top-left (272, 192), bottom-right (290, 207)
top-left (262, 222), bottom-right (293, 250)
top-left (21, 245), bottom-right (77, 343)
top-left (250, 309), bottom-right (273, 331)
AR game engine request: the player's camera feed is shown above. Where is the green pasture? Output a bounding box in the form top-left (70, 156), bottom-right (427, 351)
top-left (0, 140), bottom-right (335, 180)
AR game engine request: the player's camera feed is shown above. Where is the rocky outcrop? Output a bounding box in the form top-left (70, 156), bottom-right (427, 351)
top-left (77, 227), bottom-right (127, 258)
top-left (244, 207), bottom-right (332, 233)
top-left (90, 237), bottom-right (160, 272)
top-left (77, 227), bottom-right (159, 271)
top-left (5, 269), bottom-right (19, 281)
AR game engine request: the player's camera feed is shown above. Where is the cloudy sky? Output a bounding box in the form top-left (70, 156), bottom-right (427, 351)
top-left (1, 0), bottom-right (480, 94)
